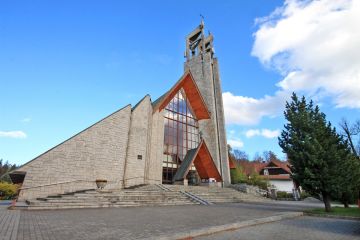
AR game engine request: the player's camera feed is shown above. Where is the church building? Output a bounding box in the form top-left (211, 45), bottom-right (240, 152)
top-left (10, 22), bottom-right (231, 201)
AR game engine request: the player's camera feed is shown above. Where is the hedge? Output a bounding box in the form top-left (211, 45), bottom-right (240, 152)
top-left (0, 181), bottom-right (19, 200)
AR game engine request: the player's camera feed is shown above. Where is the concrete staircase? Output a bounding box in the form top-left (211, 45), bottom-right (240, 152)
top-left (165, 185), bottom-right (267, 203)
top-left (25, 185), bottom-right (199, 210)
top-left (21, 184), bottom-right (267, 210)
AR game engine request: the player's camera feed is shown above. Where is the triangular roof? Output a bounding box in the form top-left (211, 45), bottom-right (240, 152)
top-left (152, 71), bottom-right (211, 120)
top-left (262, 159), bottom-right (291, 174)
top-left (237, 159), bottom-right (291, 176)
top-left (173, 139), bottom-right (222, 182)
top-left (229, 158), bottom-right (236, 169)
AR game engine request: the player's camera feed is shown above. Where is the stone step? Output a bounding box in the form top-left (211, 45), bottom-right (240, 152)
top-left (32, 197), bottom-right (193, 204)
top-left (27, 202), bottom-right (197, 210)
top-left (60, 194), bottom-right (190, 200)
top-left (73, 190), bottom-right (170, 194)
top-left (26, 184), bottom-right (267, 210)
top-left (30, 200), bottom-right (198, 206)
top-left (28, 201), bottom-right (198, 210)
top-left (164, 185), bottom-right (267, 204)
top-left (61, 193), bottom-right (186, 198)
top-left (26, 185), bottom-right (199, 210)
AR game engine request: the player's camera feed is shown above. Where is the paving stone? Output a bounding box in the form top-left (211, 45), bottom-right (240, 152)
top-left (16, 203), bottom-right (301, 240)
top-left (2, 201), bottom-right (358, 240)
top-left (0, 207), bottom-right (20, 240)
top-left (196, 216), bottom-right (360, 240)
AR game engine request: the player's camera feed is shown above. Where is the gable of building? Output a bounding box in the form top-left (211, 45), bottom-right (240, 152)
top-left (173, 139), bottom-right (222, 182)
top-left (152, 71), bottom-right (211, 120)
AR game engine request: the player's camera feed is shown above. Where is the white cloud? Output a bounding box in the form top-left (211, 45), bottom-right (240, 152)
top-left (252, 0), bottom-right (360, 108)
top-left (0, 131), bottom-right (27, 139)
top-left (21, 117), bottom-right (31, 123)
top-left (227, 138), bottom-right (244, 149)
top-left (223, 0), bottom-right (360, 126)
top-left (227, 129), bottom-right (244, 149)
top-left (223, 91), bottom-right (288, 125)
top-left (261, 129), bottom-right (281, 138)
top-left (245, 129), bottom-right (261, 138)
top-left (245, 129), bottom-right (280, 139)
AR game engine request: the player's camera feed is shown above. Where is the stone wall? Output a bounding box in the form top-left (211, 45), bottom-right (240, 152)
top-left (184, 53), bottom-right (231, 185)
top-left (212, 58), bottom-right (231, 185)
top-left (145, 110), bottom-right (164, 184)
top-left (123, 96), bottom-right (152, 187)
top-left (17, 105), bottom-right (132, 200)
top-left (184, 54), bottom-right (220, 169)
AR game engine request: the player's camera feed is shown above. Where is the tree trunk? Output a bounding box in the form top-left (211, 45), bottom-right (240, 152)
top-left (341, 192), bottom-right (350, 208)
top-left (340, 119), bottom-right (358, 157)
top-left (322, 192), bottom-right (332, 212)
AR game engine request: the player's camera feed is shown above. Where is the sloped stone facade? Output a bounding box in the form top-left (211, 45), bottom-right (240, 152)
top-left (18, 105), bottom-right (132, 200)
top-left (123, 95), bottom-right (153, 187)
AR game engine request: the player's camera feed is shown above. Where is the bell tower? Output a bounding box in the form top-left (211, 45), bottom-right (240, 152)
top-left (184, 21), bottom-right (231, 186)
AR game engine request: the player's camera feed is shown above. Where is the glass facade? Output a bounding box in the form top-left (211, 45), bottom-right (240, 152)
top-left (162, 89), bottom-right (200, 184)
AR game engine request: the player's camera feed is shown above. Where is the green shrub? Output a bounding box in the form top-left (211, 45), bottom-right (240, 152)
top-left (0, 181), bottom-right (19, 200)
top-left (277, 191), bottom-right (293, 199)
top-left (247, 172), bottom-right (268, 190)
top-left (300, 191), bottom-right (311, 199)
top-left (230, 166), bottom-right (247, 184)
top-left (276, 191), bottom-right (287, 198)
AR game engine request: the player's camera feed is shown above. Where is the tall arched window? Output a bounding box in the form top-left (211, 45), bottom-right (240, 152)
top-left (162, 89), bottom-right (200, 184)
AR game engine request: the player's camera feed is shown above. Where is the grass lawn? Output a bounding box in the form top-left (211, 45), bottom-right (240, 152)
top-left (306, 206), bottom-right (360, 217)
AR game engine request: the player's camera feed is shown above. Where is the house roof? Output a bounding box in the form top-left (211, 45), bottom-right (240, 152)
top-left (237, 159), bottom-right (291, 176)
top-left (173, 139), bottom-right (222, 182)
top-left (235, 160), bottom-right (266, 175)
top-left (263, 159), bottom-right (291, 174)
top-left (152, 71), bottom-right (211, 120)
top-left (229, 158), bottom-right (236, 169)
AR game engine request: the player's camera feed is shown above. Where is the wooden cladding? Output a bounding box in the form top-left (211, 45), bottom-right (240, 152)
top-left (154, 71), bottom-right (211, 120)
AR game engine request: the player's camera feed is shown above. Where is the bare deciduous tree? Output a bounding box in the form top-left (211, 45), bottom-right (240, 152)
top-left (339, 118), bottom-right (360, 157)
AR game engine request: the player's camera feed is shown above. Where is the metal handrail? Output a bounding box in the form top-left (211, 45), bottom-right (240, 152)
top-left (155, 184), bottom-right (172, 191)
top-left (180, 190), bottom-right (212, 205)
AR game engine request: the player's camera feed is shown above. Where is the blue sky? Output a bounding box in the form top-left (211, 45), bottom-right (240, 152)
top-left (1, 0), bottom-right (359, 165)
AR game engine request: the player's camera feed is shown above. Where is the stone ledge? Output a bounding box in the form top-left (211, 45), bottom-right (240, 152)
top-left (152, 211), bottom-right (303, 240)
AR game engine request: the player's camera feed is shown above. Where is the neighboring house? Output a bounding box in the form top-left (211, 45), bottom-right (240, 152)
top-left (257, 159), bottom-right (295, 193)
top-left (233, 159), bottom-right (297, 193)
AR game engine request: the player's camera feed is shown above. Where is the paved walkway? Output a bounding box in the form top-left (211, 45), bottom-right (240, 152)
top-left (16, 204), bottom-right (289, 240)
top-left (196, 216), bottom-right (360, 240)
top-left (0, 201), bottom-right (358, 240)
top-left (0, 205), bottom-right (20, 240)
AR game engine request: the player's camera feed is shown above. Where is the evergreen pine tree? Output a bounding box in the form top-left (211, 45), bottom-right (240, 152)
top-left (336, 139), bottom-right (360, 207)
top-left (279, 93), bottom-right (343, 212)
